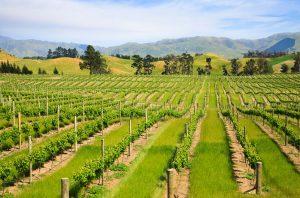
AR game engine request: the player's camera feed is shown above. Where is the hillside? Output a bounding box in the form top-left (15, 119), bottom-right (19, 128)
top-left (0, 50), bottom-right (295, 75)
top-left (1, 32), bottom-right (300, 58)
top-left (0, 50), bottom-right (132, 75)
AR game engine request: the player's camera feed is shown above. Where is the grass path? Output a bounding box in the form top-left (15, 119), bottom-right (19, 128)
top-left (111, 118), bottom-right (187, 198)
top-left (17, 118), bottom-right (143, 198)
top-left (188, 84), bottom-right (242, 198)
top-left (239, 117), bottom-right (300, 198)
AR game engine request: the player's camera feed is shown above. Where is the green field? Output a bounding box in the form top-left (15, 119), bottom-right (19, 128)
top-left (0, 74), bottom-right (299, 198)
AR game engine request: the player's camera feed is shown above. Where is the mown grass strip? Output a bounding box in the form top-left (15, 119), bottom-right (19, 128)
top-left (111, 118), bottom-right (187, 197)
top-left (17, 118), bottom-right (143, 198)
top-left (239, 117), bottom-right (300, 198)
top-left (189, 84), bottom-right (241, 198)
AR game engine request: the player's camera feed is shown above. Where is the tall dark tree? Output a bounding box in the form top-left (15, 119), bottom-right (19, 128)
top-left (79, 45), bottom-right (109, 75)
top-left (291, 52), bottom-right (300, 73)
top-left (162, 54), bottom-right (179, 75)
top-left (280, 64), bottom-right (289, 73)
top-left (179, 53), bottom-right (194, 75)
top-left (256, 58), bottom-right (268, 74)
top-left (244, 59), bottom-right (256, 75)
top-left (131, 55), bottom-right (144, 75)
top-left (143, 55), bottom-right (155, 75)
top-left (230, 59), bottom-right (242, 75)
top-left (22, 65), bottom-right (33, 74)
top-left (53, 67), bottom-right (59, 75)
top-left (222, 65), bottom-right (228, 76)
top-left (205, 57), bottom-right (212, 73)
top-left (47, 49), bottom-right (53, 59)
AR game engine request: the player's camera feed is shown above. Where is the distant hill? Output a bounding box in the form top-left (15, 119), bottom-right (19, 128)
top-left (0, 49), bottom-right (133, 75)
top-left (265, 38), bottom-right (296, 53)
top-left (0, 49), bottom-right (295, 75)
top-left (0, 32), bottom-right (300, 58)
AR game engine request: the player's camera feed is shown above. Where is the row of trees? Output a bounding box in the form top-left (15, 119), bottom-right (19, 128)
top-left (224, 58), bottom-right (273, 76)
top-left (131, 55), bottom-right (155, 75)
top-left (243, 50), bottom-right (289, 58)
top-left (37, 67), bottom-right (60, 75)
top-left (162, 53), bottom-right (194, 75)
top-left (0, 61), bottom-right (32, 74)
top-left (47, 47), bottom-right (79, 59)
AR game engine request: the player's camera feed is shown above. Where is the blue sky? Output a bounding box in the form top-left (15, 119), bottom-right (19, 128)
top-left (0, 0), bottom-right (299, 46)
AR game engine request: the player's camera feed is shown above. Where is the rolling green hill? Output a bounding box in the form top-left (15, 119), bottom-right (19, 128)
top-left (0, 49), bottom-right (295, 75)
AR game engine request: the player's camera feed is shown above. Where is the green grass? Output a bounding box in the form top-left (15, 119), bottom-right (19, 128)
top-left (189, 83), bottom-right (242, 198)
top-left (193, 53), bottom-right (230, 75)
top-left (17, 118), bottom-right (143, 198)
top-left (268, 55), bottom-right (294, 66)
top-left (111, 118), bottom-right (187, 198)
top-left (239, 117), bottom-right (300, 198)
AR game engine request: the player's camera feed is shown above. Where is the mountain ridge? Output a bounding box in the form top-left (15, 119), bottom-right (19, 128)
top-left (0, 32), bottom-right (299, 58)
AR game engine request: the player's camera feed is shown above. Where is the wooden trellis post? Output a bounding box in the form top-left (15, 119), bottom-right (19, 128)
top-left (119, 101), bottom-right (122, 125)
top-left (145, 109), bottom-right (148, 139)
top-left (74, 116), bottom-right (78, 152)
top-left (46, 96), bottom-right (49, 116)
top-left (61, 178), bottom-right (69, 198)
top-left (128, 119), bottom-right (132, 156)
top-left (29, 136), bottom-right (32, 183)
top-left (18, 112), bottom-right (22, 149)
top-left (101, 138), bottom-right (105, 185)
top-left (255, 162), bottom-right (262, 194)
top-left (57, 105), bottom-right (60, 132)
top-left (12, 100), bottom-right (16, 126)
top-left (167, 169), bottom-right (176, 198)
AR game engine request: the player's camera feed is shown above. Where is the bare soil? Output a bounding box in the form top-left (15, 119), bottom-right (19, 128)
top-left (221, 114), bottom-right (256, 194)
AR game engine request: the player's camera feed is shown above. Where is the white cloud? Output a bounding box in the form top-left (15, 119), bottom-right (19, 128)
top-left (0, 0), bottom-right (298, 46)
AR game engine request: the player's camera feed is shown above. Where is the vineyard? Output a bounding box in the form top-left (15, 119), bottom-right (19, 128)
top-left (0, 74), bottom-right (299, 198)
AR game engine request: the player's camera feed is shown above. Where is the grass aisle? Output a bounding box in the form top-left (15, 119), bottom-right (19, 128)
top-left (111, 118), bottom-right (187, 198)
top-left (239, 117), bottom-right (300, 198)
top-left (18, 118), bottom-right (143, 198)
top-left (189, 84), bottom-right (241, 198)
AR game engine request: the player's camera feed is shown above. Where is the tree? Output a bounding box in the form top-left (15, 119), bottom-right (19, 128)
top-left (38, 68), bottom-right (47, 75)
top-left (22, 65), bottom-right (33, 74)
top-left (162, 54), bottom-right (179, 75)
top-left (230, 59), bottom-right (242, 75)
top-left (196, 67), bottom-right (205, 76)
top-left (47, 49), bottom-right (53, 59)
top-left (222, 65), bottom-right (228, 76)
top-left (79, 45), bottom-right (109, 75)
top-left (256, 58), bottom-right (271, 74)
top-left (280, 64), bottom-right (289, 73)
top-left (131, 55), bottom-right (143, 75)
top-left (179, 53), bottom-right (194, 75)
top-left (291, 52), bottom-right (300, 73)
top-left (143, 55), bottom-right (155, 75)
top-left (53, 67), bottom-right (59, 75)
top-left (205, 57), bottom-right (212, 73)
top-left (244, 59), bottom-right (256, 75)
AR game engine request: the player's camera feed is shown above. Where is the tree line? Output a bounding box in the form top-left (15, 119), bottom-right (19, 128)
top-left (243, 50), bottom-right (289, 58)
top-left (131, 55), bottom-right (155, 75)
top-left (47, 47), bottom-right (79, 59)
top-left (223, 58), bottom-right (272, 76)
top-left (162, 53), bottom-right (194, 75)
top-left (0, 61), bottom-right (32, 74)
top-left (223, 52), bottom-right (300, 75)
